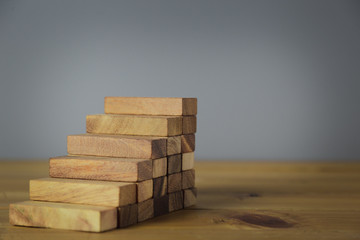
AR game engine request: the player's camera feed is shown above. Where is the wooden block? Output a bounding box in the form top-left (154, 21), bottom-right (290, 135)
top-left (182, 152), bottom-right (194, 171)
top-left (153, 176), bottom-right (167, 198)
top-left (153, 157), bottom-right (167, 178)
top-left (181, 134), bottom-right (195, 153)
top-left (137, 179), bottom-right (153, 202)
top-left (183, 116), bottom-right (197, 134)
top-left (168, 154), bottom-right (182, 174)
top-left (118, 204), bottom-right (138, 228)
top-left (87, 114), bottom-right (182, 137)
top-left (182, 169), bottom-right (195, 189)
top-left (168, 173), bottom-right (182, 193)
top-left (30, 178), bottom-right (136, 207)
top-left (138, 199), bottom-right (154, 222)
top-left (49, 155), bottom-right (152, 182)
top-left (9, 201), bottom-right (117, 232)
top-left (168, 191), bottom-right (184, 212)
top-left (167, 136), bottom-right (181, 155)
top-left (67, 134), bottom-right (166, 159)
top-left (105, 97), bottom-right (197, 116)
top-left (183, 188), bottom-right (197, 208)
top-left (154, 195), bottom-right (169, 217)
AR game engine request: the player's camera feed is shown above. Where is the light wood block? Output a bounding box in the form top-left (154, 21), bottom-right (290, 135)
top-left (137, 180), bottom-right (153, 202)
top-left (154, 195), bottom-right (169, 217)
top-left (138, 199), bottom-right (154, 222)
top-left (181, 134), bottom-right (195, 153)
top-left (30, 178), bottom-right (136, 207)
top-left (153, 157), bottom-right (167, 178)
top-left (49, 155), bottom-right (152, 182)
top-left (169, 191), bottom-right (184, 212)
top-left (167, 136), bottom-right (181, 155)
top-left (183, 116), bottom-right (197, 134)
top-left (9, 201), bottom-right (117, 232)
top-left (182, 169), bottom-right (195, 189)
top-left (153, 176), bottom-right (167, 198)
top-left (67, 134), bottom-right (167, 159)
top-left (182, 152), bottom-right (194, 171)
top-left (183, 188), bottom-right (197, 208)
top-left (87, 114), bottom-right (182, 137)
top-left (118, 204), bottom-right (138, 228)
top-left (168, 173), bottom-right (182, 193)
top-left (168, 154), bottom-right (182, 174)
top-left (105, 97), bottom-right (197, 116)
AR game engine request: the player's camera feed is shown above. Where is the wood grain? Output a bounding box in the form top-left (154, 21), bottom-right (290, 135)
top-left (182, 116), bottom-right (197, 134)
top-left (105, 97), bottom-right (197, 116)
top-left (9, 201), bottom-right (117, 232)
top-left (169, 191), bottom-right (184, 212)
top-left (181, 134), bottom-right (195, 153)
top-left (153, 176), bottom-right (167, 198)
top-left (154, 195), bottom-right (169, 217)
top-left (5, 161), bottom-right (360, 239)
top-left (152, 157), bottom-right (167, 178)
top-left (118, 204), bottom-right (138, 228)
top-left (87, 114), bottom-right (182, 137)
top-left (182, 152), bottom-right (194, 171)
top-left (183, 188), bottom-right (197, 208)
top-left (49, 155), bottom-right (152, 182)
top-left (168, 154), bottom-right (182, 174)
top-left (182, 169), bottom-right (195, 190)
top-left (29, 178), bottom-right (136, 207)
top-left (136, 180), bottom-right (153, 202)
top-left (138, 199), bottom-right (154, 222)
top-left (167, 136), bottom-right (181, 155)
top-left (168, 173), bottom-right (182, 193)
top-left (67, 134), bottom-right (167, 159)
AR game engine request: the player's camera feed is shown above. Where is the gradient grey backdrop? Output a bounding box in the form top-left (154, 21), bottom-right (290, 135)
top-left (1, 0), bottom-right (359, 160)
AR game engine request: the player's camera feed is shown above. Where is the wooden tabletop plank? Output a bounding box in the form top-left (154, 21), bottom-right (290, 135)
top-left (1, 160), bottom-right (360, 239)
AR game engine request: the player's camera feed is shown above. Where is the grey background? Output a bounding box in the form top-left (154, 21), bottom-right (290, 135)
top-left (0, 0), bottom-right (359, 160)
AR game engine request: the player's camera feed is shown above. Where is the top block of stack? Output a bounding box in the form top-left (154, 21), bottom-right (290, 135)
top-left (105, 97), bottom-right (197, 116)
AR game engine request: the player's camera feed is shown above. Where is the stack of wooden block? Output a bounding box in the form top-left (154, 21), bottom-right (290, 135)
top-left (9, 97), bottom-right (197, 232)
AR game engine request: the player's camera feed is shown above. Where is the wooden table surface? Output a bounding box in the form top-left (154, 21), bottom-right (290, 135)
top-left (1, 160), bottom-right (360, 240)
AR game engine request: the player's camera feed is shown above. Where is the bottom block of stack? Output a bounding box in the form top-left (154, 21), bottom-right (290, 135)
top-left (10, 187), bottom-right (197, 233)
top-left (9, 201), bottom-right (117, 232)
top-left (118, 204), bottom-right (138, 228)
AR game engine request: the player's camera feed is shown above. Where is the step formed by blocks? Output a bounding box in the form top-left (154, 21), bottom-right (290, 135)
top-left (67, 134), bottom-right (167, 159)
top-left (9, 201), bottom-right (117, 232)
top-left (49, 155), bottom-right (152, 182)
top-left (105, 97), bottom-right (197, 116)
top-left (10, 96), bottom-right (197, 232)
top-left (30, 178), bottom-right (136, 207)
top-left (87, 114), bottom-right (183, 136)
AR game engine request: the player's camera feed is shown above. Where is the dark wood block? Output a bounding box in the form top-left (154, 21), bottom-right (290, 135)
top-left (169, 191), bottom-right (184, 212)
top-left (154, 195), bottom-right (169, 217)
top-left (168, 154), bottom-right (182, 174)
top-left (153, 176), bottom-right (167, 198)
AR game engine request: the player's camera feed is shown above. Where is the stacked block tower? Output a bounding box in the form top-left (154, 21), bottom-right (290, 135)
top-left (9, 97), bottom-right (197, 232)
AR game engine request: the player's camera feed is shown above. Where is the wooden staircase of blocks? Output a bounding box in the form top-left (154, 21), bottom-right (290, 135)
top-left (9, 97), bottom-right (197, 232)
